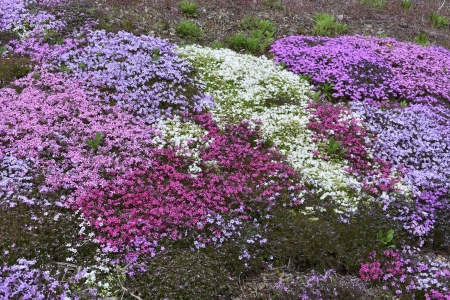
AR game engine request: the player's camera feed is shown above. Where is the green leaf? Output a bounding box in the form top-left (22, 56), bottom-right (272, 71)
top-left (377, 230), bottom-right (383, 240)
top-left (400, 100), bottom-right (408, 108)
top-left (329, 137), bottom-right (335, 147)
top-left (386, 229), bottom-right (394, 242)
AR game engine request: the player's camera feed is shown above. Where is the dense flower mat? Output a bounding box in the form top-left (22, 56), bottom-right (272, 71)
top-left (0, 0), bottom-right (450, 298)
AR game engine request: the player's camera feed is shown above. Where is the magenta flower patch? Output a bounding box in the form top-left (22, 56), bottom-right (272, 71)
top-left (74, 113), bottom-right (304, 254)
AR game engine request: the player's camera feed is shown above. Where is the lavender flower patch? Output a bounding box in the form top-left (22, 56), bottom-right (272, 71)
top-left (350, 100), bottom-right (450, 191)
top-left (271, 35), bottom-right (450, 105)
top-left (0, 0), bottom-right (66, 34)
top-left (53, 30), bottom-right (214, 124)
top-left (0, 153), bottom-right (36, 207)
top-left (343, 35), bottom-right (450, 105)
top-left (0, 259), bottom-right (70, 299)
top-left (270, 35), bottom-right (401, 102)
top-left (350, 100), bottom-right (450, 243)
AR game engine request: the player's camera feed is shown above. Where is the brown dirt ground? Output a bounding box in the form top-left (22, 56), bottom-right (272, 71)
top-left (94, 0), bottom-right (450, 51)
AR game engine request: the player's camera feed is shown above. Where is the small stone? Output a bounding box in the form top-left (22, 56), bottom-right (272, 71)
top-left (337, 15), bottom-right (344, 21)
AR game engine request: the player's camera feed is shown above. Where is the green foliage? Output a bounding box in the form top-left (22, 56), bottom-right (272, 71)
top-left (42, 29), bottom-right (64, 45)
top-left (227, 33), bottom-right (247, 50)
top-left (32, 72), bottom-right (41, 80)
top-left (310, 90), bottom-right (323, 102)
top-left (152, 48), bottom-right (161, 60)
top-left (226, 18), bottom-right (275, 54)
top-left (430, 12), bottom-right (449, 29)
top-left (400, 100), bottom-right (408, 108)
top-left (86, 132), bottom-right (103, 153)
top-left (326, 137), bottom-right (348, 159)
top-left (256, 19), bottom-right (275, 33)
top-left (401, 0), bottom-right (411, 10)
top-left (240, 15), bottom-right (257, 30)
top-left (414, 32), bottom-right (431, 46)
top-left (0, 54), bottom-right (36, 88)
top-left (178, 0), bottom-right (199, 17)
top-left (211, 41), bottom-right (224, 49)
top-left (176, 20), bottom-right (204, 42)
top-left (360, 0), bottom-right (387, 9)
top-left (299, 73), bottom-right (313, 83)
top-left (315, 81), bottom-right (336, 101)
top-left (57, 64), bottom-right (70, 73)
top-left (313, 13), bottom-right (349, 37)
top-left (377, 229), bottom-right (396, 248)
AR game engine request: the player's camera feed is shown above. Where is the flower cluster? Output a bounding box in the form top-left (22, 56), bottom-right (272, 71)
top-left (273, 269), bottom-right (390, 299)
top-left (270, 35), bottom-right (401, 102)
top-left (0, 65), bottom-right (161, 206)
top-left (350, 100), bottom-right (450, 192)
top-left (271, 35), bottom-right (450, 105)
top-left (306, 102), bottom-right (403, 195)
top-left (0, 0), bottom-right (66, 35)
top-left (350, 100), bottom-right (450, 241)
top-left (0, 153), bottom-right (36, 207)
top-left (73, 112), bottom-right (304, 254)
top-left (359, 250), bottom-right (405, 282)
top-left (359, 249), bottom-right (450, 297)
top-left (53, 30), bottom-right (214, 123)
top-left (180, 45), bottom-right (365, 213)
top-left (0, 259), bottom-right (69, 299)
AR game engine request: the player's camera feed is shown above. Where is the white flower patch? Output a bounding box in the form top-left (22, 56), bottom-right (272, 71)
top-left (178, 45), bottom-right (365, 212)
top-left (178, 45), bottom-right (312, 126)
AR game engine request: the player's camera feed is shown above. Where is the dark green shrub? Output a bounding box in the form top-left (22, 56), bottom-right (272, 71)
top-left (313, 13), bottom-right (349, 37)
top-left (176, 20), bottom-right (204, 42)
top-left (260, 198), bottom-right (408, 275)
top-left (430, 12), bottom-right (449, 29)
top-left (211, 41), bottom-right (224, 49)
top-left (226, 18), bottom-right (275, 54)
top-left (414, 32), bottom-right (431, 46)
top-left (227, 33), bottom-right (248, 51)
top-left (178, 0), bottom-right (199, 17)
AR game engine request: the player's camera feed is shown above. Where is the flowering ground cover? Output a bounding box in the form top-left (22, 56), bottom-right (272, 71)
top-left (1, 0), bottom-right (450, 299)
